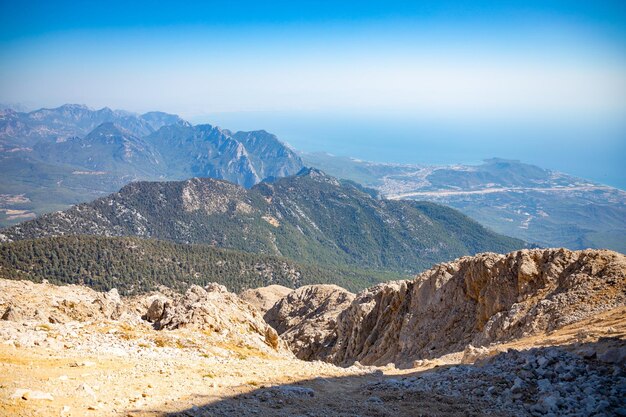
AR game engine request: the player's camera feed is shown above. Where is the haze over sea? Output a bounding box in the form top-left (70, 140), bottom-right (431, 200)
top-left (198, 111), bottom-right (626, 190)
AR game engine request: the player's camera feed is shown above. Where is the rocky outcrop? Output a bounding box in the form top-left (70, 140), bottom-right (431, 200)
top-left (154, 284), bottom-right (287, 351)
top-left (264, 285), bottom-right (354, 360)
top-left (239, 284), bottom-right (293, 313)
top-left (322, 249), bottom-right (626, 367)
top-left (0, 278), bottom-right (290, 355)
top-left (0, 279), bottom-right (128, 325)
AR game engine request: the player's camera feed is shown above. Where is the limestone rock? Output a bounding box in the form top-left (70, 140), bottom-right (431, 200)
top-left (1, 304), bottom-right (23, 321)
top-left (0, 278), bottom-right (291, 358)
top-left (239, 285), bottom-right (293, 313)
top-left (598, 347), bottom-right (626, 364)
top-left (322, 249), bottom-right (626, 366)
top-left (461, 344), bottom-right (491, 364)
top-left (12, 389), bottom-right (54, 401)
top-left (145, 298), bottom-right (167, 323)
top-left (264, 285), bottom-right (354, 360)
top-left (155, 284), bottom-right (290, 353)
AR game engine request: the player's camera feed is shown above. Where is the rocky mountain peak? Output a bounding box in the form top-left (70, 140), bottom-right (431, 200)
top-left (86, 122), bottom-right (132, 139)
top-left (294, 167), bottom-right (339, 185)
top-left (57, 103), bottom-right (91, 112)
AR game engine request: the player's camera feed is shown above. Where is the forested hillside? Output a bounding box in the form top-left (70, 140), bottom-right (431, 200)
top-left (0, 236), bottom-right (404, 294)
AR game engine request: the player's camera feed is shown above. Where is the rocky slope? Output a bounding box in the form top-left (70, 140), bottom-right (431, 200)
top-left (231, 130), bottom-right (303, 180)
top-left (264, 285), bottom-right (355, 360)
top-left (322, 248), bottom-right (626, 367)
top-left (33, 122), bottom-right (163, 177)
top-left (2, 276), bottom-right (624, 416)
top-left (145, 124), bottom-right (302, 187)
top-left (0, 170), bottom-right (525, 273)
top-left (0, 278), bottom-right (287, 357)
top-left (259, 249), bottom-right (626, 367)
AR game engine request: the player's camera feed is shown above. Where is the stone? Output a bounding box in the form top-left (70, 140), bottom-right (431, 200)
top-left (12, 389), bottom-right (54, 401)
top-left (536, 378), bottom-right (551, 392)
top-left (1, 305), bottom-right (23, 321)
top-left (577, 347), bottom-right (597, 359)
top-left (542, 395), bottom-right (559, 411)
top-left (274, 385), bottom-right (315, 397)
top-left (154, 283), bottom-right (291, 355)
top-left (145, 298), bottom-right (166, 323)
top-left (511, 377), bottom-right (524, 393)
top-left (264, 285), bottom-right (354, 360)
top-left (79, 383), bottom-right (96, 398)
top-left (598, 347), bottom-right (626, 364)
top-left (462, 344), bottom-right (490, 364)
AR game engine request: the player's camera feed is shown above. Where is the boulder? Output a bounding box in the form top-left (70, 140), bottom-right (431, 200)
top-left (155, 284), bottom-right (290, 353)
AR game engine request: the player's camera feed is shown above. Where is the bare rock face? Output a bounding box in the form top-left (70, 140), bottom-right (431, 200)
top-left (155, 284), bottom-right (288, 352)
top-left (239, 285), bottom-right (293, 313)
top-left (264, 285), bottom-right (355, 360)
top-left (1, 304), bottom-right (24, 321)
top-left (323, 249), bottom-right (626, 367)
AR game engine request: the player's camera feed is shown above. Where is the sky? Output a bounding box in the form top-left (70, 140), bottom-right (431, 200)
top-left (0, 1), bottom-right (625, 186)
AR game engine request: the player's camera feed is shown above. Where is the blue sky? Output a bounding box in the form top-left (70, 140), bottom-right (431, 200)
top-left (1, 0), bottom-right (625, 118)
top-left (0, 1), bottom-right (625, 186)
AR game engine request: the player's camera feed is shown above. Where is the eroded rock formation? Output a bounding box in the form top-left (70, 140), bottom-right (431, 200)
top-left (317, 249), bottom-right (626, 367)
top-left (0, 279), bottom-right (289, 355)
top-left (264, 285), bottom-right (355, 360)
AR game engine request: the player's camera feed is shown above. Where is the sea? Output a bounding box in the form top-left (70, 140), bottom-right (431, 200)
top-left (196, 111), bottom-right (626, 190)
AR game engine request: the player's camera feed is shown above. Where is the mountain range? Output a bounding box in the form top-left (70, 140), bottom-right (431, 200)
top-left (0, 168), bottom-right (525, 274)
top-left (0, 104), bottom-right (303, 226)
top-left (303, 153), bottom-right (626, 253)
top-left (2, 104), bottom-right (623, 255)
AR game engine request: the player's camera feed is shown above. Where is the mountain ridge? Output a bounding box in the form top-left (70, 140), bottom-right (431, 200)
top-left (262, 247), bottom-right (626, 367)
top-left (0, 171), bottom-right (526, 273)
top-left (0, 104), bottom-right (304, 226)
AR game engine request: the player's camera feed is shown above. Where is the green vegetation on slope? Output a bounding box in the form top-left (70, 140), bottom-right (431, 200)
top-left (1, 170), bottom-right (527, 275)
top-left (0, 236), bottom-right (406, 295)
